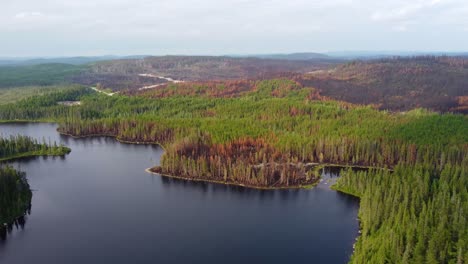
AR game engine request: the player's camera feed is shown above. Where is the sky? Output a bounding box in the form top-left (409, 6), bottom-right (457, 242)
top-left (1, 0), bottom-right (468, 57)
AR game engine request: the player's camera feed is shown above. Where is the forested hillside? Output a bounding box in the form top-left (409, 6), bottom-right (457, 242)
top-left (0, 85), bottom-right (83, 105)
top-left (1, 56), bottom-right (466, 113)
top-left (71, 55), bottom-right (338, 90)
top-left (0, 63), bottom-right (85, 88)
top-left (298, 56), bottom-right (468, 112)
top-left (0, 55), bottom-right (338, 91)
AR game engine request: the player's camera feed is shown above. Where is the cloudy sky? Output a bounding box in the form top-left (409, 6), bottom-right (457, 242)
top-left (1, 0), bottom-right (468, 56)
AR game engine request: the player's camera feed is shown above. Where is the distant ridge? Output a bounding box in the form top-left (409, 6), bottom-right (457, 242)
top-left (2, 52), bottom-right (467, 66)
top-left (325, 51), bottom-right (468, 59)
top-left (232, 52), bottom-right (332, 61)
top-left (0, 55), bottom-right (148, 66)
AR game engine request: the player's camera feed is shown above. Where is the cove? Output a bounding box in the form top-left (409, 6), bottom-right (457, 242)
top-left (0, 123), bottom-right (359, 264)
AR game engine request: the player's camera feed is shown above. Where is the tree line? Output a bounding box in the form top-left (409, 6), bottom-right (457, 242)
top-left (0, 135), bottom-right (71, 161)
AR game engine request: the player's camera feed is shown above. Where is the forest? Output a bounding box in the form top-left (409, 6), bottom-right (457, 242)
top-left (0, 63), bottom-right (86, 88)
top-left (0, 60), bottom-right (466, 262)
top-left (0, 85), bottom-right (80, 105)
top-left (0, 166), bottom-right (32, 239)
top-left (332, 162), bottom-right (467, 263)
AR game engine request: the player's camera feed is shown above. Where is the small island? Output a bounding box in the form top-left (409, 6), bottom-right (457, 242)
top-left (0, 135), bottom-right (71, 162)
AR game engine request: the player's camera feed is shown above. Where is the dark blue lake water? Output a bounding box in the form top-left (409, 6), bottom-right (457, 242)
top-left (0, 123), bottom-right (359, 264)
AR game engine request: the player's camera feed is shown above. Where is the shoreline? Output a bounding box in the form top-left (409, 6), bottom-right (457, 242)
top-left (1, 123), bottom-right (391, 172)
top-left (59, 131), bottom-right (391, 171)
top-left (145, 168), bottom-right (319, 190)
top-left (318, 163), bottom-right (393, 171)
top-left (330, 184), bottom-right (362, 199)
top-left (0, 153), bottom-right (66, 162)
top-left (53, 129), bottom-right (393, 191)
top-left (58, 131), bottom-right (393, 190)
top-left (0, 150), bottom-right (71, 163)
top-left (0, 120), bottom-right (56, 124)
top-left (330, 184), bottom-right (364, 255)
top-left (57, 131), bottom-right (167, 151)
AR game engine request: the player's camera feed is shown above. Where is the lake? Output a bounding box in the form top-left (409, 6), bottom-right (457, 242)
top-left (0, 123), bottom-right (359, 264)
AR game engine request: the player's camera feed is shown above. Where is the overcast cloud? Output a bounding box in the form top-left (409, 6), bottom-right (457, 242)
top-left (1, 0), bottom-right (467, 56)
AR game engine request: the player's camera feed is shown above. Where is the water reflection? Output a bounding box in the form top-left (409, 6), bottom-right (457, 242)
top-left (335, 191), bottom-right (360, 205)
top-left (157, 173), bottom-right (313, 202)
top-left (59, 135), bottom-right (118, 147)
top-left (0, 207), bottom-right (31, 243)
top-left (160, 176), bottom-right (210, 193)
top-left (156, 165), bottom-right (359, 194)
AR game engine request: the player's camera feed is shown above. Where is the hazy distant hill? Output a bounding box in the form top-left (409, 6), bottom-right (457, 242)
top-left (0, 63), bottom-right (86, 88)
top-left (242, 52), bottom-right (332, 61)
top-left (326, 51), bottom-right (468, 60)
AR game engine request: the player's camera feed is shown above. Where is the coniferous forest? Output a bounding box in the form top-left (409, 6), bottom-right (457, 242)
top-left (0, 73), bottom-right (466, 262)
top-left (0, 166), bottom-right (32, 230)
top-left (333, 163), bottom-right (467, 263)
